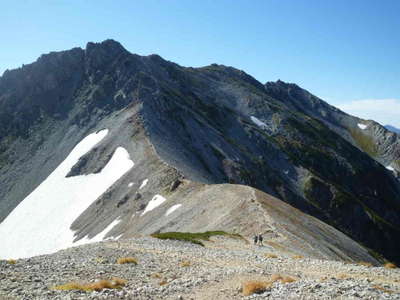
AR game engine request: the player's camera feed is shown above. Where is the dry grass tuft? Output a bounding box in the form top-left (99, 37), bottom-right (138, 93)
top-left (373, 285), bottom-right (394, 294)
top-left (264, 253), bottom-right (278, 259)
top-left (117, 257), bottom-right (137, 265)
top-left (292, 255), bottom-right (304, 259)
top-left (242, 281), bottom-right (272, 296)
top-left (54, 282), bottom-right (84, 291)
top-left (83, 280), bottom-right (114, 291)
top-left (53, 277), bottom-right (127, 292)
top-left (180, 260), bottom-right (191, 267)
top-left (159, 279), bottom-right (168, 286)
top-left (7, 259), bottom-right (17, 264)
top-left (336, 273), bottom-right (349, 280)
top-left (151, 273), bottom-right (162, 279)
top-left (111, 278), bottom-right (127, 286)
top-left (384, 262), bottom-right (397, 269)
top-left (270, 274), bottom-right (296, 284)
top-left (357, 261), bottom-right (373, 267)
top-left (242, 274), bottom-right (297, 295)
top-left (270, 274), bottom-right (283, 282)
top-left (280, 276), bottom-right (296, 283)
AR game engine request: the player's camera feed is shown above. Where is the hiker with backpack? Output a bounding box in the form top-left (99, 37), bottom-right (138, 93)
top-left (258, 233), bottom-right (263, 246)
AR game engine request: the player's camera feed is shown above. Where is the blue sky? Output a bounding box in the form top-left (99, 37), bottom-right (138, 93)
top-left (1, 0), bottom-right (399, 126)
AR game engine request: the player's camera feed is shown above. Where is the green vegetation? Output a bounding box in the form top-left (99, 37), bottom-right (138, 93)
top-left (209, 144), bottom-right (226, 160)
top-left (303, 177), bottom-right (324, 209)
top-left (349, 128), bottom-right (379, 158)
top-left (304, 176), bottom-right (357, 210)
top-left (331, 189), bottom-right (354, 208)
top-left (393, 159), bottom-right (400, 169)
top-left (151, 231), bottom-right (243, 246)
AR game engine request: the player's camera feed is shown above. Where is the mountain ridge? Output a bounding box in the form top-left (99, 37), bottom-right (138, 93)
top-left (0, 40), bottom-right (399, 264)
top-left (386, 125), bottom-right (400, 135)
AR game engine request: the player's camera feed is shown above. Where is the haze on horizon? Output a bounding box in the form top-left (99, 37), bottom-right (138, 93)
top-left (1, 0), bottom-right (399, 127)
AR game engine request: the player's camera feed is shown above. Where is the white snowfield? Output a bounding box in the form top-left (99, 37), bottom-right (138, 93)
top-left (139, 178), bottom-right (148, 190)
top-left (141, 195), bottom-right (167, 216)
top-left (250, 116), bottom-right (268, 129)
top-left (165, 204), bottom-right (182, 216)
top-left (0, 129), bottom-right (134, 259)
top-left (358, 123), bottom-right (368, 130)
top-left (386, 165), bottom-right (395, 172)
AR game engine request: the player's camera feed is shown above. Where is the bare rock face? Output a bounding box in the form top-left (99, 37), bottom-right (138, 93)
top-left (0, 40), bottom-right (399, 264)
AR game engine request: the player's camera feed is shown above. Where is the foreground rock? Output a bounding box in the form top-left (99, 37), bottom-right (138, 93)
top-left (1, 236), bottom-right (399, 299)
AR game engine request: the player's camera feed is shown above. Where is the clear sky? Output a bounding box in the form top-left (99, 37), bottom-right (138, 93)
top-left (1, 0), bottom-right (399, 126)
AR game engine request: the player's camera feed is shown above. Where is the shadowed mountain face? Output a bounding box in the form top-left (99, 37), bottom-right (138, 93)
top-left (0, 40), bottom-right (399, 263)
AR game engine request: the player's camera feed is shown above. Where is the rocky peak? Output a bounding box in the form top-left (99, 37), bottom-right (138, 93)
top-left (86, 39), bottom-right (127, 55)
top-left (84, 39), bottom-right (128, 72)
top-left (266, 79), bottom-right (298, 88)
top-left (197, 63), bottom-right (265, 91)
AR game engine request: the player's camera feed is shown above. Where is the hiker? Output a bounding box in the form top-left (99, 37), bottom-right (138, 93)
top-left (253, 234), bottom-right (258, 245)
top-left (258, 234), bottom-right (263, 246)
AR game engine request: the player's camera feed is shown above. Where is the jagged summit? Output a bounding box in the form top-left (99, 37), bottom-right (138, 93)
top-left (86, 39), bottom-right (127, 53)
top-left (0, 40), bottom-right (399, 265)
top-left (0, 39), bottom-right (127, 81)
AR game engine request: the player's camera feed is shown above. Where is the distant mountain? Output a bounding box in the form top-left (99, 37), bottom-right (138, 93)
top-left (385, 125), bottom-right (400, 134)
top-left (0, 40), bottom-right (399, 264)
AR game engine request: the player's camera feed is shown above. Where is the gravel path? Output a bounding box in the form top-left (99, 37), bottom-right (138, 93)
top-left (1, 236), bottom-right (399, 299)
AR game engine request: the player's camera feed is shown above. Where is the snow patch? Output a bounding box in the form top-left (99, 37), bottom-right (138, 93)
top-left (113, 234), bottom-right (123, 240)
top-left (250, 116), bottom-right (268, 129)
top-left (358, 123), bottom-right (368, 130)
top-left (386, 166), bottom-right (395, 172)
top-left (0, 130), bottom-right (135, 259)
top-left (76, 219), bottom-right (121, 244)
top-left (139, 179), bottom-right (148, 190)
top-left (141, 195), bottom-right (166, 216)
top-left (128, 182), bottom-right (134, 187)
top-left (165, 204), bottom-right (182, 216)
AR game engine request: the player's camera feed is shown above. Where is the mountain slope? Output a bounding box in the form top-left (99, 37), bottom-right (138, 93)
top-left (265, 80), bottom-right (400, 172)
top-left (123, 182), bottom-right (378, 263)
top-left (0, 40), bottom-right (399, 263)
